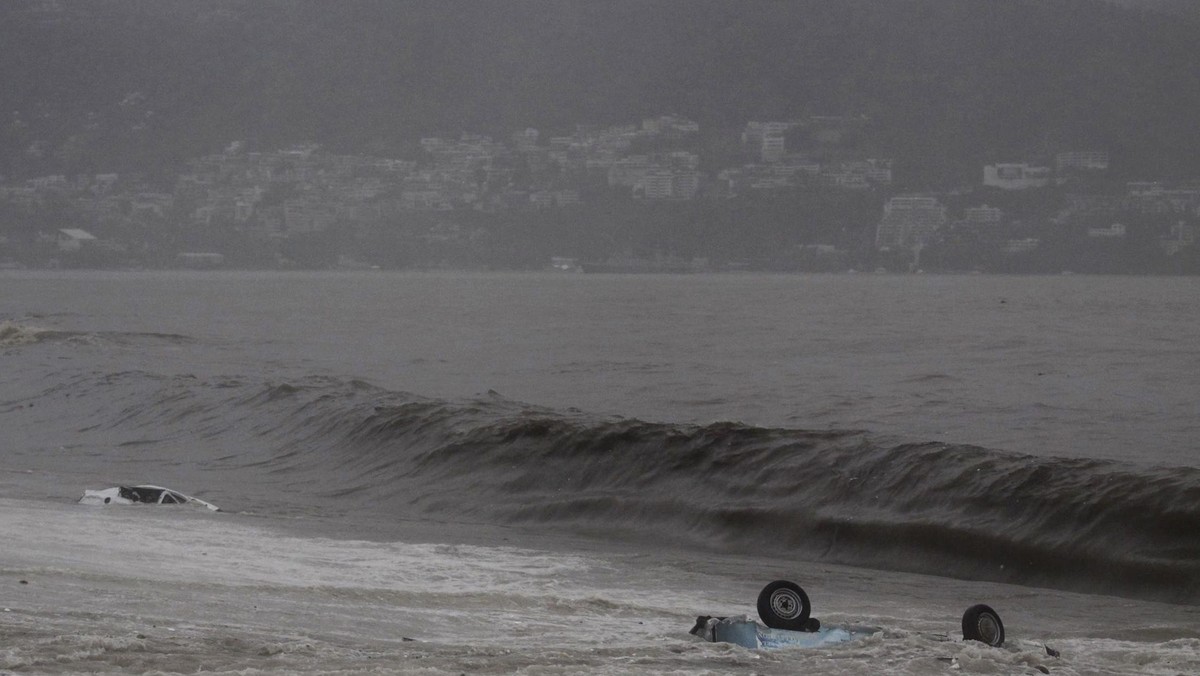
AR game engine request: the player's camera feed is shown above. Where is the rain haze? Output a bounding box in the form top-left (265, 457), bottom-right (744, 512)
top-left (2, 1), bottom-right (1200, 674)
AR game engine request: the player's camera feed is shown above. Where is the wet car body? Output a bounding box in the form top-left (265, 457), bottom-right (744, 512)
top-left (79, 485), bottom-right (220, 511)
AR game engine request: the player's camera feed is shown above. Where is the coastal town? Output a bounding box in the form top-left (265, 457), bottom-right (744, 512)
top-left (1, 113), bottom-right (1198, 273)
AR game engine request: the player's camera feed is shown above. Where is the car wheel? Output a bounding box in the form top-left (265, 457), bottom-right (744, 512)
top-left (962, 604), bottom-right (1005, 647)
top-left (756, 580), bottom-right (811, 630)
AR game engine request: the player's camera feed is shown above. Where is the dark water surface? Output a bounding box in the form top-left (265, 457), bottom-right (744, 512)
top-left (5, 270), bottom-right (1198, 463)
top-left (3, 270), bottom-right (1199, 601)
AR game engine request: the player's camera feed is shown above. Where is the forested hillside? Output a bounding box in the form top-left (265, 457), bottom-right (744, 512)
top-left (2, 0), bottom-right (1198, 182)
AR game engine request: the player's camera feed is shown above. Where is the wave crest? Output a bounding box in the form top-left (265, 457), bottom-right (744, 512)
top-left (32, 371), bottom-right (1200, 603)
top-left (0, 320), bottom-right (50, 346)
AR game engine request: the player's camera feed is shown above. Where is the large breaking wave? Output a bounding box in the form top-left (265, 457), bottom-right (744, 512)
top-left (11, 362), bottom-right (1200, 604)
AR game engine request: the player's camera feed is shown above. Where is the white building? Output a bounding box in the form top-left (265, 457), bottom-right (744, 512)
top-left (671, 171), bottom-right (701, 199)
top-left (964, 205), bottom-right (1003, 225)
top-left (1161, 221), bottom-right (1196, 255)
top-left (1055, 151), bottom-right (1109, 172)
top-left (761, 132), bottom-right (786, 163)
top-left (640, 170), bottom-right (676, 199)
top-left (743, 121), bottom-right (799, 161)
top-left (875, 196), bottom-right (947, 250)
top-left (984, 163), bottom-right (1051, 190)
top-left (56, 228), bottom-right (97, 251)
top-left (1056, 151), bottom-right (1108, 172)
top-left (608, 156), bottom-right (652, 187)
top-left (1087, 223), bottom-right (1126, 238)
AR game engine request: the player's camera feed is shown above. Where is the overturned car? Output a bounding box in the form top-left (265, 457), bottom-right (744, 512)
top-left (79, 485), bottom-right (220, 511)
top-left (691, 580), bottom-right (1006, 651)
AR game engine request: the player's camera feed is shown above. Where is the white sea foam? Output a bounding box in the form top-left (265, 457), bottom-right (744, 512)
top-left (0, 320), bottom-right (45, 347)
top-left (3, 499), bottom-right (1198, 674)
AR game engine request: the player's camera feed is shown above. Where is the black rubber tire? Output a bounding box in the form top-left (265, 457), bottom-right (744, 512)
top-left (962, 604), bottom-right (1005, 647)
top-left (756, 580), bottom-right (812, 630)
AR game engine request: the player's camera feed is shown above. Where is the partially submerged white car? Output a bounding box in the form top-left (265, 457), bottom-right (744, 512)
top-left (79, 485), bottom-right (220, 511)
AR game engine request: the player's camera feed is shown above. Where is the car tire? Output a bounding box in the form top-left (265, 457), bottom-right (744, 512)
top-left (962, 604), bottom-right (1005, 647)
top-left (757, 580), bottom-right (811, 630)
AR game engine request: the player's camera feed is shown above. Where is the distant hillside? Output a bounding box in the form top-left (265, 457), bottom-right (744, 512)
top-left (1104, 0), bottom-right (1200, 20)
top-left (2, 0), bottom-right (1198, 183)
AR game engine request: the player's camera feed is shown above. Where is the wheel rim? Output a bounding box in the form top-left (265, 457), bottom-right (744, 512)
top-left (976, 614), bottom-right (1000, 645)
top-left (770, 589), bottom-right (803, 619)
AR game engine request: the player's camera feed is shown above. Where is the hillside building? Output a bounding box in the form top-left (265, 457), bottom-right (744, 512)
top-left (875, 196), bottom-right (947, 250)
top-left (964, 205), bottom-right (1003, 225)
top-left (983, 163), bottom-right (1051, 190)
top-left (56, 228), bottom-right (96, 252)
top-left (1055, 151), bottom-right (1109, 172)
top-left (1088, 223), bottom-right (1126, 238)
top-left (1161, 221), bottom-right (1196, 255)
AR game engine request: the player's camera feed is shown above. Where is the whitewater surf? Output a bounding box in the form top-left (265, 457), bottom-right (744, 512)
top-left (4, 270), bottom-right (1199, 674)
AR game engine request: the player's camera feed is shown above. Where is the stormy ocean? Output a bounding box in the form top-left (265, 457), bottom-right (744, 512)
top-left (2, 270), bottom-right (1199, 675)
